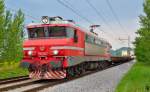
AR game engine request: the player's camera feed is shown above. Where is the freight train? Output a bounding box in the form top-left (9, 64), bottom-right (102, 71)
top-left (21, 16), bottom-right (131, 79)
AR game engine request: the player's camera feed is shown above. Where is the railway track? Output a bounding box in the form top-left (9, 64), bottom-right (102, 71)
top-left (0, 76), bottom-right (29, 85)
top-left (0, 60), bottom-right (132, 92)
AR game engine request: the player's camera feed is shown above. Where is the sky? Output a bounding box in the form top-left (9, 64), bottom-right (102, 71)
top-left (5, 0), bottom-right (144, 49)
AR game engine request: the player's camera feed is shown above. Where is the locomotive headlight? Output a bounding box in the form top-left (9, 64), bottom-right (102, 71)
top-left (42, 16), bottom-right (49, 24)
top-left (28, 51), bottom-right (33, 56)
top-left (53, 50), bottom-right (59, 55)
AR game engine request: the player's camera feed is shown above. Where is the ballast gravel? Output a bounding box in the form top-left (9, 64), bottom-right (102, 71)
top-left (40, 61), bottom-right (135, 92)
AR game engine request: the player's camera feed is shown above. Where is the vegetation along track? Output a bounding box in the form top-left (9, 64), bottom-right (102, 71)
top-left (0, 60), bottom-right (132, 92)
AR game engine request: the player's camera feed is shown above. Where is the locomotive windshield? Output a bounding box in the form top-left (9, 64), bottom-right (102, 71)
top-left (28, 26), bottom-right (75, 39)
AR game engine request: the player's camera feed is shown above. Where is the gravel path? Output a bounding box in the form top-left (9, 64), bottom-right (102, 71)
top-left (40, 61), bottom-right (135, 92)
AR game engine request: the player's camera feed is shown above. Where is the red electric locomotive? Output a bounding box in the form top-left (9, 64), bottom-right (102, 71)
top-left (21, 16), bottom-right (112, 79)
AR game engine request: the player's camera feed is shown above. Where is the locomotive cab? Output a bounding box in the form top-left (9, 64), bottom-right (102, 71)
top-left (22, 26), bottom-right (81, 66)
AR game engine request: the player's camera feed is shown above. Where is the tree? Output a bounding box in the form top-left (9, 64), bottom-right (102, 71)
top-left (0, 0), bottom-right (24, 63)
top-left (0, 0), bottom-right (5, 62)
top-left (135, 0), bottom-right (150, 64)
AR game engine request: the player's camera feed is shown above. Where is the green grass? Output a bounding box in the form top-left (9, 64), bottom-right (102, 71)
top-left (115, 62), bottom-right (150, 92)
top-left (0, 62), bottom-right (28, 79)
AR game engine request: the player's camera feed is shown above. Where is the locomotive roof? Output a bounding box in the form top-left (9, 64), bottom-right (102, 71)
top-left (26, 22), bottom-right (111, 46)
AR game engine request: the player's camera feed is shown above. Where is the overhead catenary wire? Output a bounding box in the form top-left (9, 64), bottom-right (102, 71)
top-left (85, 0), bottom-right (120, 40)
top-left (86, 0), bottom-right (115, 34)
top-left (57, 0), bottom-right (93, 25)
top-left (105, 0), bottom-right (129, 35)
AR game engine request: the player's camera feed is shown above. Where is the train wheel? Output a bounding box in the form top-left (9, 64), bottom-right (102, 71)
top-left (85, 62), bottom-right (91, 70)
top-left (98, 61), bottom-right (110, 69)
top-left (66, 67), bottom-right (75, 78)
top-left (81, 63), bottom-right (86, 73)
top-left (78, 63), bottom-right (85, 75)
top-left (87, 62), bottom-right (98, 70)
top-left (74, 65), bottom-right (81, 76)
top-left (97, 62), bottom-right (103, 70)
top-left (104, 61), bottom-right (111, 68)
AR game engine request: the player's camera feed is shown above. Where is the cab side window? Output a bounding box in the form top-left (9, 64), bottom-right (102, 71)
top-left (66, 27), bottom-right (75, 38)
top-left (85, 34), bottom-right (94, 44)
top-left (74, 29), bottom-right (78, 43)
top-left (66, 27), bottom-right (78, 43)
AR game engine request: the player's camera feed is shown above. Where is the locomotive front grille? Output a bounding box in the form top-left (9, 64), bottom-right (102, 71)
top-left (40, 56), bottom-right (47, 60)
